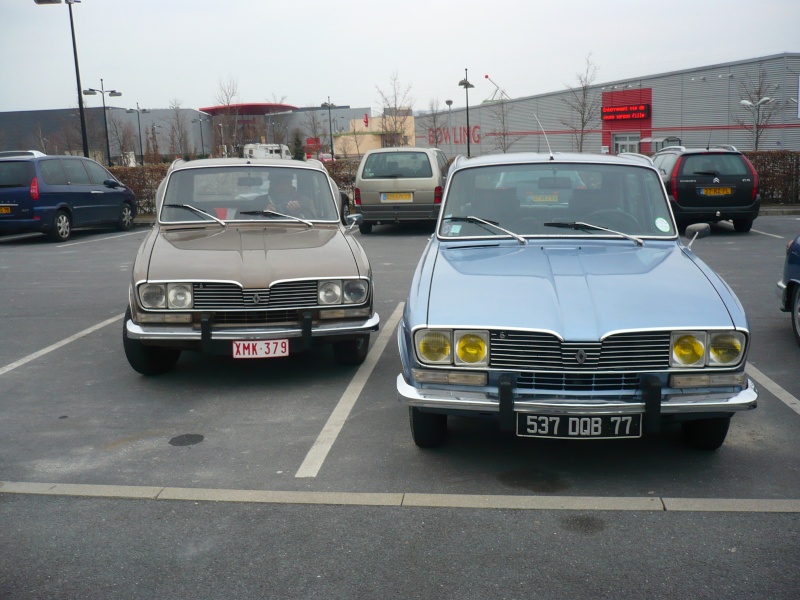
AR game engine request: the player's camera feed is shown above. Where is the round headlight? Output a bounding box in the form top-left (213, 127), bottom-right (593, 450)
top-left (140, 284), bottom-right (166, 309)
top-left (167, 284), bottom-right (193, 309)
top-left (319, 281), bottom-right (342, 305)
top-left (343, 279), bottom-right (368, 304)
top-left (672, 334), bottom-right (705, 366)
top-left (709, 333), bottom-right (744, 365)
top-left (417, 331), bottom-right (451, 364)
top-left (455, 333), bottom-right (487, 365)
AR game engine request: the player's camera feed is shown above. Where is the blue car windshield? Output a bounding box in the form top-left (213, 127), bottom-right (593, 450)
top-left (439, 163), bottom-right (675, 239)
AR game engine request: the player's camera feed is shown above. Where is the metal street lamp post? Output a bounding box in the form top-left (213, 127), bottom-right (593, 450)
top-left (458, 69), bottom-right (475, 157)
top-left (83, 79), bottom-right (122, 165)
top-left (126, 103), bottom-right (146, 165)
top-left (34, 0), bottom-right (90, 158)
top-left (322, 97), bottom-right (335, 157)
top-left (445, 99), bottom-right (453, 155)
top-left (192, 114), bottom-right (209, 158)
top-left (739, 96), bottom-right (772, 150)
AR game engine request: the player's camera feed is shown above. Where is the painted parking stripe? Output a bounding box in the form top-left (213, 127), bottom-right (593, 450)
top-left (751, 228), bottom-right (784, 239)
top-left (0, 314), bottom-right (123, 377)
top-left (2, 481), bottom-right (800, 513)
top-left (295, 302), bottom-right (405, 478)
top-left (57, 229), bottom-right (147, 248)
top-left (747, 363), bottom-right (800, 416)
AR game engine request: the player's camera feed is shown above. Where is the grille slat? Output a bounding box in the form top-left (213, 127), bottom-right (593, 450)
top-left (191, 281), bottom-right (318, 310)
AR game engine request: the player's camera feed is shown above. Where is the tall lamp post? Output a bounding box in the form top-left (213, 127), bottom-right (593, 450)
top-left (192, 114), bottom-right (209, 157)
top-left (322, 97), bottom-right (335, 157)
top-left (126, 103), bottom-right (147, 165)
top-left (458, 69), bottom-right (474, 157)
top-left (739, 96), bottom-right (772, 150)
top-left (445, 99), bottom-right (453, 154)
top-left (34, 0), bottom-right (90, 158)
top-left (83, 79), bottom-right (122, 166)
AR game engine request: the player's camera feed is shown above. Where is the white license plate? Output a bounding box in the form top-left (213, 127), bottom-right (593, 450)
top-left (517, 413), bottom-right (642, 439)
top-left (232, 339), bottom-right (289, 359)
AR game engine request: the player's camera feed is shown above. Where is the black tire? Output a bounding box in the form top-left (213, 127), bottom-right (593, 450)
top-left (791, 286), bottom-right (800, 348)
top-left (733, 218), bottom-right (753, 233)
top-left (117, 203), bottom-right (134, 231)
top-left (340, 192), bottom-right (351, 226)
top-left (332, 335), bottom-right (370, 366)
top-left (681, 416), bottom-right (731, 450)
top-left (122, 307), bottom-right (181, 375)
top-left (359, 222), bottom-right (373, 234)
top-left (409, 407), bottom-right (447, 448)
top-left (48, 210), bottom-right (71, 242)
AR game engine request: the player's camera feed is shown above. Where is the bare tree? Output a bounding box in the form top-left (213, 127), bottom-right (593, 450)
top-left (486, 97), bottom-right (522, 153)
top-left (108, 112), bottom-right (136, 162)
top-left (165, 99), bottom-right (190, 157)
top-left (734, 66), bottom-right (779, 150)
top-left (215, 76), bottom-right (240, 155)
top-left (376, 73), bottom-right (414, 147)
top-left (561, 54), bottom-right (601, 152)
top-left (303, 110), bottom-right (325, 154)
top-left (419, 98), bottom-right (448, 148)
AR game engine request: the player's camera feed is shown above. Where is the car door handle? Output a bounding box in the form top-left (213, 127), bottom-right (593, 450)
top-left (91, 191), bottom-right (104, 194)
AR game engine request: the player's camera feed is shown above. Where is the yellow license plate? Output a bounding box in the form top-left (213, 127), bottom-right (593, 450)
top-left (701, 187), bottom-right (732, 196)
top-left (529, 194), bottom-right (559, 203)
top-left (381, 192), bottom-right (413, 202)
top-left (0, 206), bottom-right (11, 214)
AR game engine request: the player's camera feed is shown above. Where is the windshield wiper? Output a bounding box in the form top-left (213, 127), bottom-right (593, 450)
top-left (544, 221), bottom-right (644, 246)
top-left (162, 203), bottom-right (226, 227)
top-left (239, 209), bottom-right (313, 227)
top-left (443, 215), bottom-right (527, 245)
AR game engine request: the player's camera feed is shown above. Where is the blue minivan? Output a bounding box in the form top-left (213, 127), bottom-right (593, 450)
top-left (0, 153), bottom-right (137, 241)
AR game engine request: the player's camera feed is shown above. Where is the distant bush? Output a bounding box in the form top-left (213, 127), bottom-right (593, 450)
top-left (109, 165), bottom-right (169, 215)
top-left (743, 151), bottom-right (800, 204)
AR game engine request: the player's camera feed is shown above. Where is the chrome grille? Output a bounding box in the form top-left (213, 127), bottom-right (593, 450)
top-left (212, 310), bottom-right (299, 325)
top-left (517, 372), bottom-right (642, 391)
top-left (191, 281), bottom-right (318, 311)
top-left (490, 331), bottom-right (670, 371)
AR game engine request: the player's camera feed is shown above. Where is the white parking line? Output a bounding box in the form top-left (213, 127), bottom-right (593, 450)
top-left (0, 314), bottom-right (123, 377)
top-left (295, 303), bottom-right (405, 478)
top-left (751, 228), bottom-right (784, 239)
top-left (747, 363), bottom-right (800, 416)
top-left (57, 229), bottom-right (146, 248)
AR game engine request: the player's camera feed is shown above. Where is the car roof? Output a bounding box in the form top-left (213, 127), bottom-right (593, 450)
top-left (364, 147), bottom-right (440, 155)
top-left (451, 152), bottom-right (658, 171)
top-left (654, 146), bottom-right (741, 155)
top-left (168, 157), bottom-right (328, 173)
top-left (0, 150), bottom-right (47, 159)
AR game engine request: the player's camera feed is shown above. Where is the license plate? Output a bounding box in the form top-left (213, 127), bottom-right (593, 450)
top-left (232, 339), bottom-right (289, 359)
top-left (529, 194), bottom-right (559, 203)
top-left (700, 187), bottom-right (732, 196)
top-left (0, 207), bottom-right (11, 214)
top-left (517, 413), bottom-right (642, 439)
top-left (381, 192), bottom-right (413, 202)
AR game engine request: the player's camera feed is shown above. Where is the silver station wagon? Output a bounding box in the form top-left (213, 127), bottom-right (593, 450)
top-left (123, 158), bottom-right (379, 375)
top-left (397, 152), bottom-right (757, 451)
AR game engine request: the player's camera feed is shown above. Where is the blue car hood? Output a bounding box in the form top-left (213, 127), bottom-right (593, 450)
top-left (426, 241), bottom-right (734, 340)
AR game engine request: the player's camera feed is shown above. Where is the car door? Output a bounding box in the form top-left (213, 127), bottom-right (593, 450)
top-left (60, 157), bottom-right (97, 225)
top-left (83, 158), bottom-right (124, 223)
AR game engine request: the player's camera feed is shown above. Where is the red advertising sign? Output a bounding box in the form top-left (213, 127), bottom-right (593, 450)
top-left (601, 104), bottom-right (651, 121)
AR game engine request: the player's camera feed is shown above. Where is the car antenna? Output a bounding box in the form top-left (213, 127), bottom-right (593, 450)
top-left (533, 112), bottom-right (554, 160)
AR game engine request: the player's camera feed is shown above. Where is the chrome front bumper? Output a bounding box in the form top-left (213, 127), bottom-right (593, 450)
top-left (396, 374), bottom-right (758, 416)
top-left (127, 313), bottom-right (380, 342)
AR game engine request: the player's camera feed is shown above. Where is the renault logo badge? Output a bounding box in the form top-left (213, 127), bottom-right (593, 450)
top-left (252, 293), bottom-right (261, 305)
top-left (575, 349), bottom-right (587, 364)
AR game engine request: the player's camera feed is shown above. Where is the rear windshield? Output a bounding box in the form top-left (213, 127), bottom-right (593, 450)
top-left (0, 161), bottom-right (35, 188)
top-left (680, 154), bottom-right (748, 176)
top-left (361, 152), bottom-right (433, 179)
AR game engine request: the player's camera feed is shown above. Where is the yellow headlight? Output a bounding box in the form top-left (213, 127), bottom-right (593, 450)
top-left (455, 333), bottom-right (487, 365)
top-left (417, 331), bottom-right (451, 364)
top-left (709, 333), bottom-right (743, 365)
top-left (672, 333), bottom-right (705, 366)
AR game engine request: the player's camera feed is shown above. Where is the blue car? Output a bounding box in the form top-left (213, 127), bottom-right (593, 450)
top-left (777, 233), bottom-right (800, 346)
top-left (0, 153), bottom-right (137, 241)
top-left (397, 152), bottom-right (757, 451)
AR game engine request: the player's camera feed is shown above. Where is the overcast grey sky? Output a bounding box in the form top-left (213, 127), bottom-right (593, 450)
top-left (2, 0), bottom-right (798, 115)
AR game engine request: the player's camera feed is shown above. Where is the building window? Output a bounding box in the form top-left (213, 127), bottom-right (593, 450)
top-left (613, 134), bottom-right (640, 154)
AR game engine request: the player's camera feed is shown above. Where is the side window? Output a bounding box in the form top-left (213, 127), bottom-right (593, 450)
top-left (38, 159), bottom-right (68, 185)
top-left (83, 160), bottom-right (113, 185)
top-left (62, 159), bottom-right (91, 185)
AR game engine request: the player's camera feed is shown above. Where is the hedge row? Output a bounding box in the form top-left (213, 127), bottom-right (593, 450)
top-left (109, 165), bottom-right (169, 215)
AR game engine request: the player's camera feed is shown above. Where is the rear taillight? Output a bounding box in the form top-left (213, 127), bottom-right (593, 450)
top-left (434, 186), bottom-right (443, 204)
top-left (30, 177), bottom-right (39, 200)
top-left (354, 187), bottom-right (361, 205)
top-left (742, 155), bottom-right (759, 201)
top-left (669, 157), bottom-right (683, 202)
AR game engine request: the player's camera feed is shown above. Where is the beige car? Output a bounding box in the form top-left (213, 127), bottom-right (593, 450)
top-left (354, 147), bottom-right (449, 234)
top-left (123, 158), bottom-right (379, 375)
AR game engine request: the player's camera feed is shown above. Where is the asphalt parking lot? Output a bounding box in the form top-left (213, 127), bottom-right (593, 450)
top-left (1, 215), bottom-right (799, 598)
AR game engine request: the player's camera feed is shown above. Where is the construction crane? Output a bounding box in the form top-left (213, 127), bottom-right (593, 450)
top-left (484, 74), bottom-right (512, 102)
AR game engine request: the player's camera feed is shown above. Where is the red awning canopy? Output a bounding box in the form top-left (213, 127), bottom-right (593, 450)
top-left (198, 103), bottom-right (298, 116)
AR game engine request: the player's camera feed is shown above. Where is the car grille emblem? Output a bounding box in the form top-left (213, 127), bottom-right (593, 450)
top-left (252, 293), bottom-right (262, 305)
top-left (575, 349), bottom-right (587, 364)
top-left (713, 177), bottom-right (720, 183)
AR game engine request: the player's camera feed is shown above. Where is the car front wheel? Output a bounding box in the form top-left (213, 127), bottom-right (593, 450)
top-left (123, 308), bottom-right (181, 375)
top-left (358, 222), bottom-right (373, 234)
top-left (48, 210), bottom-right (71, 242)
top-left (117, 203), bottom-right (134, 231)
top-left (332, 335), bottom-right (370, 365)
top-left (733, 218), bottom-right (753, 233)
top-left (409, 407), bottom-right (447, 448)
top-left (681, 416), bottom-right (731, 450)
top-left (792, 286), bottom-right (800, 348)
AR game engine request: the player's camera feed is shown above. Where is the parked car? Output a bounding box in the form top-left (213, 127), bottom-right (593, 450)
top-left (0, 153), bottom-right (137, 241)
top-left (354, 147), bottom-right (449, 234)
top-left (776, 232), bottom-right (800, 347)
top-left (397, 152), bottom-right (757, 451)
top-left (651, 145), bottom-right (760, 232)
top-left (123, 157), bottom-right (379, 375)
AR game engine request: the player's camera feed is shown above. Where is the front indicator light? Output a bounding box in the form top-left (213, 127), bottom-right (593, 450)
top-left (412, 369), bottom-right (487, 386)
top-left (709, 332), bottom-right (745, 365)
top-left (416, 330), bottom-right (452, 364)
top-left (671, 333), bottom-right (706, 367)
top-left (454, 331), bottom-right (488, 365)
top-left (670, 373), bottom-right (746, 388)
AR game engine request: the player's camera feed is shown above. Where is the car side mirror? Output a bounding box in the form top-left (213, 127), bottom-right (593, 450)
top-left (684, 222), bottom-right (710, 248)
top-left (345, 213), bottom-right (363, 230)
top-left (104, 179), bottom-right (121, 188)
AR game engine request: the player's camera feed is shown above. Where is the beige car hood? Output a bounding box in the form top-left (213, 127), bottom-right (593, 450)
top-left (145, 225), bottom-right (360, 287)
